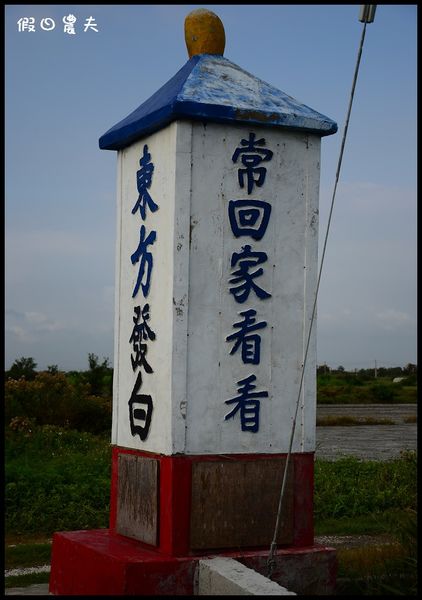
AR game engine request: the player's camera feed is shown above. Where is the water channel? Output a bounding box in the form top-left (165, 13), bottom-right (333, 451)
top-left (315, 403), bottom-right (417, 461)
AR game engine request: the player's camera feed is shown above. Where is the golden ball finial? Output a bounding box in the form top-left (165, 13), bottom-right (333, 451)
top-left (184, 9), bottom-right (225, 58)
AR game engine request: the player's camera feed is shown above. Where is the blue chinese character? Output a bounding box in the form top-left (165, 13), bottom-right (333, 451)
top-left (229, 245), bottom-right (271, 303)
top-left (128, 371), bottom-right (153, 441)
top-left (132, 145), bottom-right (159, 220)
top-left (226, 309), bottom-right (267, 364)
top-left (129, 304), bottom-right (156, 372)
top-left (232, 133), bottom-right (273, 194)
top-left (131, 225), bottom-right (156, 298)
top-left (228, 199), bottom-right (271, 240)
top-left (225, 374), bottom-right (268, 432)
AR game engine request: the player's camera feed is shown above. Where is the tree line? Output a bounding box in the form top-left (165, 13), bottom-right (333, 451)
top-left (7, 355), bottom-right (417, 383)
top-left (5, 354), bottom-right (113, 434)
top-left (317, 363), bottom-right (417, 378)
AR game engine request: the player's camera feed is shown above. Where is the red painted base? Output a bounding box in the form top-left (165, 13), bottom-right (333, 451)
top-left (110, 447), bottom-right (315, 555)
top-left (49, 529), bottom-right (337, 596)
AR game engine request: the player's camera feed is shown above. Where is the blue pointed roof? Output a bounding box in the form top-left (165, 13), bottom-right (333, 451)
top-left (99, 54), bottom-right (337, 151)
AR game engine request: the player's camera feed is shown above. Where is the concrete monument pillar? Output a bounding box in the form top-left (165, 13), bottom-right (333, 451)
top-left (50, 9), bottom-right (338, 595)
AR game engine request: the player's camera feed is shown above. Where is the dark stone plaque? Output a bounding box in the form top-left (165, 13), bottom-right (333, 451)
top-left (190, 458), bottom-right (294, 550)
top-left (116, 454), bottom-right (158, 545)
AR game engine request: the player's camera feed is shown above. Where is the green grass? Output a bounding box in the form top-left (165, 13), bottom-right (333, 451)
top-left (5, 425), bottom-right (111, 536)
top-left (6, 427), bottom-right (416, 539)
top-left (335, 509), bottom-right (417, 595)
top-left (5, 543), bottom-right (51, 570)
top-left (5, 572), bottom-right (50, 589)
top-left (5, 539), bottom-right (52, 591)
top-left (313, 452), bottom-right (417, 594)
top-left (314, 452), bottom-right (417, 523)
top-left (315, 514), bottom-right (393, 536)
top-left (5, 426), bottom-right (417, 595)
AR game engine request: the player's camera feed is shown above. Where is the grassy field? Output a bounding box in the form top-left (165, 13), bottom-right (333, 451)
top-left (5, 425), bottom-right (417, 594)
top-left (316, 372), bottom-right (417, 404)
top-left (5, 425), bottom-right (111, 536)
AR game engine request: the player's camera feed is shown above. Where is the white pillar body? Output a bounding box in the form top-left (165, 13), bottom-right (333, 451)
top-left (112, 120), bottom-right (320, 455)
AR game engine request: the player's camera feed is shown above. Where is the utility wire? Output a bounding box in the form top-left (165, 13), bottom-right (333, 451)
top-left (266, 19), bottom-right (370, 579)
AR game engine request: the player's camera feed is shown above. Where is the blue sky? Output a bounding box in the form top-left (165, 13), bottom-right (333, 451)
top-left (5, 4), bottom-right (417, 372)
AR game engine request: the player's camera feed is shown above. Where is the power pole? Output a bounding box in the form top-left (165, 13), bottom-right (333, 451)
top-left (374, 360), bottom-right (377, 379)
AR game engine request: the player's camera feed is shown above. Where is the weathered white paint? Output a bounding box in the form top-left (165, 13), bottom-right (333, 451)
top-left (195, 557), bottom-right (296, 595)
top-left (113, 120), bottom-right (320, 455)
top-left (113, 123), bottom-right (180, 453)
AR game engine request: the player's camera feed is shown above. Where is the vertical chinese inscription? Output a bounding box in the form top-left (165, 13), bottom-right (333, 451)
top-left (225, 133), bottom-right (273, 433)
top-left (129, 145), bottom-right (158, 442)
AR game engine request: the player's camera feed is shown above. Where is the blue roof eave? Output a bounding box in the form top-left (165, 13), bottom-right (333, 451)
top-left (99, 100), bottom-right (337, 150)
top-left (99, 55), bottom-right (337, 151)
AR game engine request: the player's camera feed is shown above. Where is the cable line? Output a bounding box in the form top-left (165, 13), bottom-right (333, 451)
top-left (266, 6), bottom-right (376, 579)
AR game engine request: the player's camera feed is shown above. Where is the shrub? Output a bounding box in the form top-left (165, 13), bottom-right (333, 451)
top-left (368, 382), bottom-right (398, 403)
top-left (5, 372), bottom-right (111, 434)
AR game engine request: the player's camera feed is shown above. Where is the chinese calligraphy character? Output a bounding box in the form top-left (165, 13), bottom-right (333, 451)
top-left (132, 145), bottom-right (159, 220)
top-left (228, 199), bottom-right (271, 240)
top-left (232, 132), bottom-right (273, 194)
top-left (129, 304), bottom-right (156, 373)
top-left (83, 16), bottom-right (98, 32)
top-left (63, 14), bottom-right (77, 34)
top-left (229, 244), bottom-right (271, 303)
top-left (131, 225), bottom-right (157, 298)
top-left (225, 374), bottom-right (268, 432)
top-left (40, 18), bottom-right (55, 31)
top-left (17, 17), bottom-right (35, 32)
top-left (128, 372), bottom-right (153, 441)
top-left (226, 309), bottom-right (267, 365)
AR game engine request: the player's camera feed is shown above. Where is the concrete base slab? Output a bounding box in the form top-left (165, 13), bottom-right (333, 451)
top-left (197, 557), bottom-right (296, 595)
top-left (49, 529), bottom-right (337, 596)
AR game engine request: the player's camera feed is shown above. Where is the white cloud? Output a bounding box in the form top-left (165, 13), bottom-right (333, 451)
top-left (6, 325), bottom-right (26, 340)
top-left (319, 180), bottom-right (416, 245)
top-left (5, 309), bottom-right (65, 341)
top-left (375, 309), bottom-right (413, 331)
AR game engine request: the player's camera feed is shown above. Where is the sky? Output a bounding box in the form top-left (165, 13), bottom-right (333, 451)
top-left (5, 4), bottom-right (417, 372)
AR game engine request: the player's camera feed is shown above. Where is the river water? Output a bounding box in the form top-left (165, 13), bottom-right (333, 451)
top-left (315, 403), bottom-right (417, 461)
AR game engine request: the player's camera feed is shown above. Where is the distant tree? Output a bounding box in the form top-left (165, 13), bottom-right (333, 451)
top-left (357, 368), bottom-right (372, 381)
top-left (86, 353), bottom-right (112, 396)
top-left (7, 357), bottom-right (37, 381)
top-left (337, 365), bottom-right (345, 372)
top-left (386, 366), bottom-right (403, 378)
top-left (403, 363), bottom-right (417, 375)
top-left (47, 364), bottom-right (59, 374)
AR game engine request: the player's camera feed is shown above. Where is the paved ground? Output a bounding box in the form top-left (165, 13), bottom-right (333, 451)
top-left (5, 584), bottom-right (50, 596)
top-left (5, 404), bottom-right (417, 594)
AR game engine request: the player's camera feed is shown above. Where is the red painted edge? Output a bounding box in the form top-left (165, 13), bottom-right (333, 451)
top-left (109, 446), bottom-right (118, 531)
top-left (293, 453), bottom-right (314, 546)
top-left (49, 529), bottom-right (336, 596)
